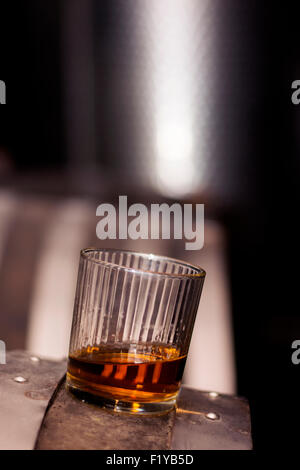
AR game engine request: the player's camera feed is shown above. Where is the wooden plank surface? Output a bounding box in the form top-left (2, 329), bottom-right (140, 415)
top-left (35, 379), bottom-right (176, 450)
top-left (0, 351), bottom-right (251, 450)
top-left (36, 379), bottom-right (252, 450)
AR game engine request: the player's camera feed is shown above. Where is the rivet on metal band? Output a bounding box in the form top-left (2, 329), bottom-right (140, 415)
top-left (205, 412), bottom-right (220, 421)
top-left (13, 376), bottom-right (28, 383)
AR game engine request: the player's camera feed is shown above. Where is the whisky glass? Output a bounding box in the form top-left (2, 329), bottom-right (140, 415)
top-left (67, 248), bottom-right (205, 414)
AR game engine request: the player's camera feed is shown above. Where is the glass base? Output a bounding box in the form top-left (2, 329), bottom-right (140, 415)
top-left (66, 378), bottom-right (177, 416)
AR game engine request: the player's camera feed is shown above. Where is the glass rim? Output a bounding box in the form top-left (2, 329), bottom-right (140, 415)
top-left (80, 248), bottom-right (206, 279)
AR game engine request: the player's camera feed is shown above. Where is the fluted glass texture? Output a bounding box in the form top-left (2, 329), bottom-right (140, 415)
top-left (67, 248), bottom-right (205, 413)
top-left (70, 249), bottom-right (205, 353)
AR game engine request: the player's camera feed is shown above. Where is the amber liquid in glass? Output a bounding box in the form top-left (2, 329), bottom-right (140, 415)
top-left (67, 345), bottom-right (186, 403)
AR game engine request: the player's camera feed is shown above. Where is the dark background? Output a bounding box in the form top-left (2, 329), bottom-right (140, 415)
top-left (1, 0), bottom-right (300, 451)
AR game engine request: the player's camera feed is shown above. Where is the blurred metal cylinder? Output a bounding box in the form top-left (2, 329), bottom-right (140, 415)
top-left (63, 0), bottom-right (216, 199)
top-left (63, 1), bottom-right (258, 204)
